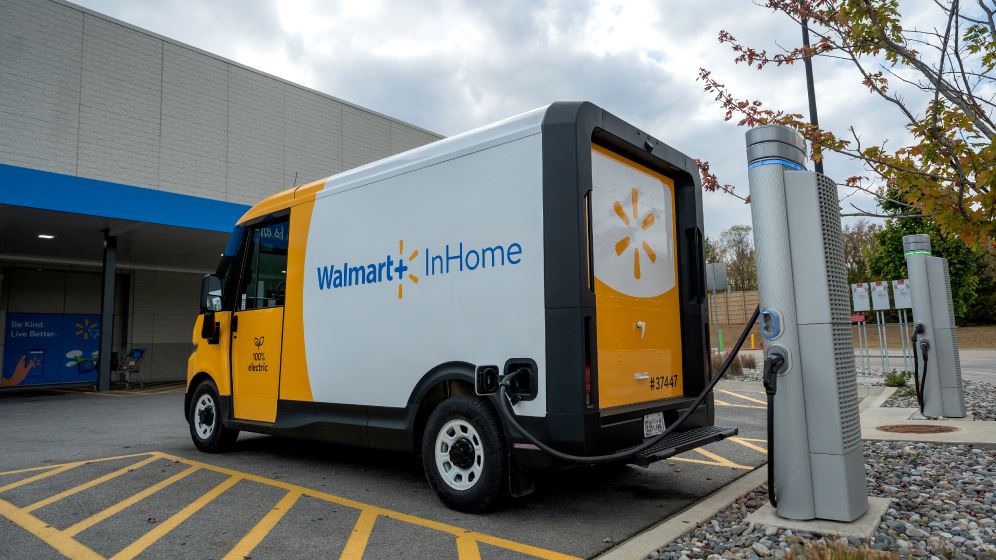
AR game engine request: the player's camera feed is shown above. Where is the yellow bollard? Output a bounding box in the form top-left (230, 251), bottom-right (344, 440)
top-left (751, 334), bottom-right (755, 350)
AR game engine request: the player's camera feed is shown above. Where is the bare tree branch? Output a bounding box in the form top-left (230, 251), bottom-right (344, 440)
top-left (842, 201), bottom-right (922, 218)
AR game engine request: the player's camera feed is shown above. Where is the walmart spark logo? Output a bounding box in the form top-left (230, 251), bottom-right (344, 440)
top-left (612, 187), bottom-right (658, 280)
top-left (397, 239), bottom-right (420, 300)
top-left (74, 318), bottom-right (99, 341)
top-left (315, 239), bottom-right (420, 301)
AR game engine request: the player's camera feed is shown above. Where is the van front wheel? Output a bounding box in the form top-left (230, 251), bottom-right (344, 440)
top-left (421, 395), bottom-right (507, 512)
top-left (188, 380), bottom-right (239, 452)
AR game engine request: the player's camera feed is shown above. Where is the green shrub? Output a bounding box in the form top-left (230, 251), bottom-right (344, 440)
top-left (884, 370), bottom-right (909, 387)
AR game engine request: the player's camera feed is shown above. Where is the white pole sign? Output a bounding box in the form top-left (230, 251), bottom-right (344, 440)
top-left (892, 279), bottom-right (912, 309)
top-left (851, 283), bottom-right (871, 312)
top-left (871, 281), bottom-right (892, 310)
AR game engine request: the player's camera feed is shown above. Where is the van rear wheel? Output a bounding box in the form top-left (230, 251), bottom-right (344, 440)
top-left (188, 380), bottom-right (239, 452)
top-left (421, 394), bottom-right (506, 512)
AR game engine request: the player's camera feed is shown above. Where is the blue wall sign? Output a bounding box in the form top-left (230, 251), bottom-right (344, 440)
top-left (2, 313), bottom-right (101, 388)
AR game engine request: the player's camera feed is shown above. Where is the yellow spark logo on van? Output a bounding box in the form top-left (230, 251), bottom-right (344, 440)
top-left (612, 187), bottom-right (657, 280)
top-left (397, 239), bottom-right (420, 300)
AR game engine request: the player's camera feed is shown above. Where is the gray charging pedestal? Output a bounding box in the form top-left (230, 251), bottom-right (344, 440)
top-left (746, 125), bottom-right (868, 522)
top-left (903, 234), bottom-right (966, 418)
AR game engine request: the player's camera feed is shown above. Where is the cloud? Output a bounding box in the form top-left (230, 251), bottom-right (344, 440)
top-left (74, 0), bottom-right (937, 238)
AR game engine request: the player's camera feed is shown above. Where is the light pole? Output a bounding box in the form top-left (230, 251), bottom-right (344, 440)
top-left (801, 19), bottom-right (824, 175)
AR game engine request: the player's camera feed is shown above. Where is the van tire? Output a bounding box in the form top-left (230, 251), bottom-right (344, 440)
top-left (421, 395), bottom-right (507, 512)
top-left (188, 380), bottom-right (239, 453)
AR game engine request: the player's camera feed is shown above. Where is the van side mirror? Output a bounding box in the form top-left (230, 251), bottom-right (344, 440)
top-left (200, 275), bottom-right (223, 312)
top-left (200, 275), bottom-right (223, 343)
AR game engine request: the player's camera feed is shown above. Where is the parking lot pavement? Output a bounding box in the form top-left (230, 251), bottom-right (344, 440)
top-left (0, 383), bottom-right (768, 559)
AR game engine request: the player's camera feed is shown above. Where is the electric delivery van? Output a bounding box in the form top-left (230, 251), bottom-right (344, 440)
top-left (186, 102), bottom-right (735, 511)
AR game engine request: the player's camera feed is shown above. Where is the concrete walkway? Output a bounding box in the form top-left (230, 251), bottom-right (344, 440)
top-left (860, 387), bottom-right (996, 447)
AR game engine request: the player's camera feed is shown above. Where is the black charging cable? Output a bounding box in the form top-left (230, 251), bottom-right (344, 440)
top-left (911, 323), bottom-right (929, 414)
top-left (496, 306), bottom-right (760, 464)
top-left (761, 352), bottom-right (786, 508)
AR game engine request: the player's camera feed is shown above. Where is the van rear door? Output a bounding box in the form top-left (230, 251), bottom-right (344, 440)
top-left (590, 145), bottom-right (683, 411)
top-left (230, 219), bottom-right (289, 423)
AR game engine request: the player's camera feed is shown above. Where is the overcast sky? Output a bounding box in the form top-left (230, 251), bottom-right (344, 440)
top-left (73, 0), bottom-right (943, 239)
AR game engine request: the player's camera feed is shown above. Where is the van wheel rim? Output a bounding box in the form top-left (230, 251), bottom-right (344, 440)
top-left (435, 419), bottom-right (484, 491)
top-left (194, 394), bottom-right (216, 440)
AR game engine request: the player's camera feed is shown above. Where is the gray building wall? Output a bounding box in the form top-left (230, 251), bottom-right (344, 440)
top-left (0, 0), bottom-right (442, 384)
top-left (0, 0), bottom-right (441, 205)
top-left (127, 270), bottom-right (201, 383)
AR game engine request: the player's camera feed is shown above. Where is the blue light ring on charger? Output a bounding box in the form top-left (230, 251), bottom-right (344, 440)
top-left (759, 307), bottom-right (782, 340)
top-left (747, 158), bottom-right (804, 171)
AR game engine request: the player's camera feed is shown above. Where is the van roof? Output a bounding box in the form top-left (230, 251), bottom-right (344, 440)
top-left (237, 105), bottom-right (550, 225)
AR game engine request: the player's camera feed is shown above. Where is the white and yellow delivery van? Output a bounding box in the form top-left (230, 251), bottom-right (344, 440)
top-left (186, 102), bottom-right (735, 511)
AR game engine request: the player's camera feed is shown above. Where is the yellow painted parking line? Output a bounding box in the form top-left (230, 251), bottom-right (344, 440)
top-left (23, 456), bottom-right (159, 513)
top-left (456, 533), bottom-right (482, 560)
top-left (222, 490), bottom-right (301, 560)
top-left (0, 462), bottom-right (84, 494)
top-left (671, 448), bottom-right (753, 470)
top-left (339, 509), bottom-right (379, 560)
top-left (715, 399), bottom-right (765, 410)
top-left (137, 388), bottom-right (183, 395)
top-left (0, 497), bottom-right (104, 560)
top-left (64, 464), bottom-right (201, 537)
top-left (48, 386), bottom-right (183, 398)
top-left (0, 464), bottom-right (65, 477)
top-left (717, 389), bottom-right (767, 405)
top-left (728, 437), bottom-right (768, 454)
top-left (109, 475), bottom-right (241, 560)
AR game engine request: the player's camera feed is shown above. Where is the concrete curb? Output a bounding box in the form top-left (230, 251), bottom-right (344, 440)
top-left (595, 467), bottom-right (768, 560)
top-left (864, 386), bottom-right (897, 410)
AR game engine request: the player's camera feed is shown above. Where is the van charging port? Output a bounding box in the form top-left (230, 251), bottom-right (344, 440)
top-left (503, 359), bottom-right (538, 403)
top-left (475, 365), bottom-right (500, 395)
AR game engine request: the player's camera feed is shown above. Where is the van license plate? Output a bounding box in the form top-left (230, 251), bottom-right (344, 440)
top-left (643, 412), bottom-right (665, 437)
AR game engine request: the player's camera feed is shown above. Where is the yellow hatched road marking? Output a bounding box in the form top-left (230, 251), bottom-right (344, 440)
top-left (728, 437), bottom-right (768, 454)
top-left (0, 497), bottom-right (104, 560)
top-left (717, 389), bottom-right (767, 405)
top-left (0, 451), bottom-right (579, 560)
top-left (63, 465), bottom-right (201, 537)
top-left (715, 399), bottom-right (765, 410)
top-left (149, 451), bottom-right (580, 560)
top-left (108, 475), bottom-right (241, 560)
top-left (24, 456), bottom-right (159, 513)
top-left (456, 533), bottom-right (482, 560)
top-left (222, 490), bottom-right (301, 560)
top-left (339, 509), bottom-right (378, 560)
top-left (671, 448), bottom-right (753, 470)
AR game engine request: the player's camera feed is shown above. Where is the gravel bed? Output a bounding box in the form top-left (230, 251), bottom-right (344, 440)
top-left (882, 379), bottom-right (996, 421)
top-left (721, 368), bottom-right (763, 383)
top-left (649, 441), bottom-right (995, 559)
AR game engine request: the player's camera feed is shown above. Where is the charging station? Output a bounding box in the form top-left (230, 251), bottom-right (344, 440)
top-left (746, 125), bottom-right (868, 522)
top-left (903, 234), bottom-right (966, 418)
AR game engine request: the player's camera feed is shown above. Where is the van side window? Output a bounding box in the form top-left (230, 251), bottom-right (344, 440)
top-left (239, 220), bottom-right (289, 310)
